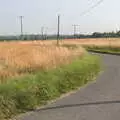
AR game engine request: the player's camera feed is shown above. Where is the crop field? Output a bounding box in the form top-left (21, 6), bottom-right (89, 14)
top-left (19, 38), bottom-right (120, 47)
top-left (63, 38), bottom-right (120, 47)
top-left (10, 38), bottom-right (120, 47)
top-left (0, 38), bottom-right (119, 82)
top-left (0, 42), bottom-right (85, 83)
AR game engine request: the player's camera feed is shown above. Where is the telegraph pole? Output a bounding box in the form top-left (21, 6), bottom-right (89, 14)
top-left (73, 25), bottom-right (76, 38)
top-left (41, 27), bottom-right (44, 40)
top-left (72, 25), bottom-right (80, 39)
top-left (19, 16), bottom-right (24, 40)
top-left (45, 27), bottom-right (48, 40)
top-left (57, 15), bottom-right (60, 46)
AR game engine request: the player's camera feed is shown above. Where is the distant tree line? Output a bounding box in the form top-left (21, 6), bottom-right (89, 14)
top-left (1, 31), bottom-right (120, 41)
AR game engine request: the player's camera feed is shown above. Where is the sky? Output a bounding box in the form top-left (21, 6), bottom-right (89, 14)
top-left (0, 0), bottom-right (119, 35)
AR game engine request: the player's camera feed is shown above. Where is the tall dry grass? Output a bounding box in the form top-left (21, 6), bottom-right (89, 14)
top-left (0, 42), bottom-right (85, 82)
top-left (2, 37), bottom-right (118, 81)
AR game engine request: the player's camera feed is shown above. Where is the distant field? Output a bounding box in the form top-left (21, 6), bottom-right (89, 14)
top-left (16, 38), bottom-right (120, 47)
top-left (63, 38), bottom-right (120, 47)
top-left (4, 38), bottom-right (120, 46)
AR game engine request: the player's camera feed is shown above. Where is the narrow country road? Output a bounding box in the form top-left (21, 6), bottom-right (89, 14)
top-left (19, 54), bottom-right (120, 120)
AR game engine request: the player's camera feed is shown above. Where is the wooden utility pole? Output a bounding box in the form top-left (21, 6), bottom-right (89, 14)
top-left (57, 15), bottom-right (60, 45)
top-left (19, 16), bottom-right (24, 40)
top-left (41, 27), bottom-right (44, 40)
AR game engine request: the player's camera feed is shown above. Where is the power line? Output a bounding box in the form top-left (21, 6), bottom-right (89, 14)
top-left (41, 27), bottom-right (48, 40)
top-left (72, 0), bottom-right (104, 37)
top-left (41, 27), bottom-right (44, 40)
top-left (80, 0), bottom-right (104, 16)
top-left (44, 27), bottom-right (48, 40)
top-left (72, 25), bottom-right (80, 38)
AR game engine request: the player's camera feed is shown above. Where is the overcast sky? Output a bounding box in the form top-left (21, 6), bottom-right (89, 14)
top-left (0, 0), bottom-right (119, 35)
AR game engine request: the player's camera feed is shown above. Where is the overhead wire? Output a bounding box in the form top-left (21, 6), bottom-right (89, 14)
top-left (80, 0), bottom-right (104, 16)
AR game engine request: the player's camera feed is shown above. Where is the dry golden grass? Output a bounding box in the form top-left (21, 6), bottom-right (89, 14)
top-left (18, 38), bottom-right (120, 47)
top-left (0, 42), bottom-right (85, 81)
top-left (1, 37), bottom-right (119, 81)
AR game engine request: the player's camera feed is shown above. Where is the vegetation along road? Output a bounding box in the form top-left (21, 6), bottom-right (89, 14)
top-left (19, 53), bottom-right (120, 120)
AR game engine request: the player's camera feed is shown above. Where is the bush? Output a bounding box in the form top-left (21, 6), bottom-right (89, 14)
top-left (0, 54), bottom-right (101, 119)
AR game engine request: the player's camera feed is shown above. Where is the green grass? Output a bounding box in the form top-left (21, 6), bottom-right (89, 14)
top-left (85, 46), bottom-right (120, 54)
top-left (0, 54), bottom-right (101, 120)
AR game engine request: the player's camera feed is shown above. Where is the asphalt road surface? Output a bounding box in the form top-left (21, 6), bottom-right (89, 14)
top-left (19, 53), bottom-right (120, 120)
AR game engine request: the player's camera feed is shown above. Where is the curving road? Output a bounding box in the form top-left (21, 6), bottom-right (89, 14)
top-left (19, 54), bottom-right (120, 120)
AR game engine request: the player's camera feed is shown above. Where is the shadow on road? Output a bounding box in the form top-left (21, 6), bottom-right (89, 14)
top-left (35, 100), bottom-right (120, 112)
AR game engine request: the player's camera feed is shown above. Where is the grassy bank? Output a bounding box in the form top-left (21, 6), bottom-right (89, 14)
top-left (85, 46), bottom-right (120, 54)
top-left (0, 54), bottom-right (100, 120)
top-left (61, 43), bottom-right (120, 54)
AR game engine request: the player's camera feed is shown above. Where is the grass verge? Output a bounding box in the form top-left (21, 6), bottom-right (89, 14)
top-left (0, 54), bottom-right (101, 120)
top-left (85, 46), bottom-right (120, 55)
